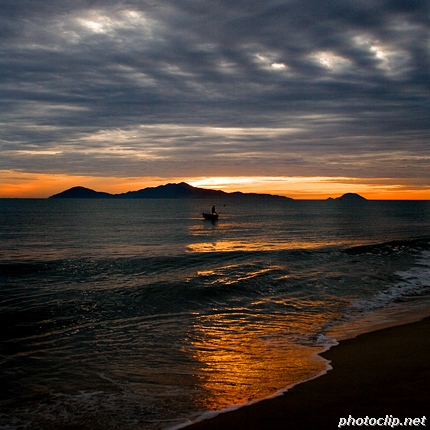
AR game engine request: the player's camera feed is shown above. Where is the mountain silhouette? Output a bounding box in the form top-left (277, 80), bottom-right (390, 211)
top-left (334, 193), bottom-right (367, 201)
top-left (49, 186), bottom-right (114, 199)
top-left (49, 182), bottom-right (292, 200)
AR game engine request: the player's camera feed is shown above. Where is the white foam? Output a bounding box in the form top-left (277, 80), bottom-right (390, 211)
top-left (348, 249), bottom-right (430, 315)
top-left (326, 249), bottom-right (430, 341)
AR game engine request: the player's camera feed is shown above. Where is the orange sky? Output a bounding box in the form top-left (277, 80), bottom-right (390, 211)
top-left (1, 171), bottom-right (428, 200)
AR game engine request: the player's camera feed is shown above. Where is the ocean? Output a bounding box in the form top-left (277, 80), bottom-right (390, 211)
top-left (1, 198), bottom-right (429, 429)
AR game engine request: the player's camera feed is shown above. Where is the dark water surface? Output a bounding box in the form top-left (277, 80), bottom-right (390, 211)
top-left (1, 199), bottom-right (429, 429)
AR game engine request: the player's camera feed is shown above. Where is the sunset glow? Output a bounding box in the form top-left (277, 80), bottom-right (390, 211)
top-left (1, 171), bottom-right (428, 200)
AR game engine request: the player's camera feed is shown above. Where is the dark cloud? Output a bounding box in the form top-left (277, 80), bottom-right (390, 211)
top-left (0, 0), bottom-right (428, 185)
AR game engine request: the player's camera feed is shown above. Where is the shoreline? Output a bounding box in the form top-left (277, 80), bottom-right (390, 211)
top-left (182, 316), bottom-right (430, 430)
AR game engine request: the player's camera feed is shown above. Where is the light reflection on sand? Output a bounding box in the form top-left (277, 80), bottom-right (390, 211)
top-left (184, 310), bottom-right (330, 412)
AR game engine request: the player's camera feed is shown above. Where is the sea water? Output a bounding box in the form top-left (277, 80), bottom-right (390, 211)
top-left (1, 198), bottom-right (429, 429)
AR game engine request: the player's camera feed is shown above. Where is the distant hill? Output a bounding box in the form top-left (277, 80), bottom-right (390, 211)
top-left (116, 182), bottom-right (224, 199)
top-left (49, 182), bottom-right (292, 200)
top-left (329, 193), bottom-right (367, 201)
top-left (49, 186), bottom-right (114, 199)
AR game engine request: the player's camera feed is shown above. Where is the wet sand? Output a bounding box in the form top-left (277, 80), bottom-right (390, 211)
top-left (185, 317), bottom-right (430, 429)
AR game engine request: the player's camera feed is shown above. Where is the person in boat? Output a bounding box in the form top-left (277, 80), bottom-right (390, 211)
top-left (211, 205), bottom-right (217, 215)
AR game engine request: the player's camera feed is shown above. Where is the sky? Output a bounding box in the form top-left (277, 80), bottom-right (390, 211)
top-left (0, 0), bottom-right (429, 199)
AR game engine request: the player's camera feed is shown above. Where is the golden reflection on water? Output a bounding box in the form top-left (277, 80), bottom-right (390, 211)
top-left (184, 310), bottom-right (330, 412)
top-left (187, 218), bottom-right (355, 252)
top-left (184, 221), bottom-right (345, 411)
top-left (186, 239), bottom-right (342, 253)
top-left (191, 265), bottom-right (276, 286)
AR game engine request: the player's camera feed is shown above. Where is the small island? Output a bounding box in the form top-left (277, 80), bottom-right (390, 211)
top-left (327, 193), bottom-right (367, 201)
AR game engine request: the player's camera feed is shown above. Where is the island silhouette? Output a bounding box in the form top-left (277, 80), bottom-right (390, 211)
top-left (327, 193), bottom-right (367, 201)
top-left (49, 182), bottom-right (292, 200)
top-left (49, 182), bottom-right (367, 201)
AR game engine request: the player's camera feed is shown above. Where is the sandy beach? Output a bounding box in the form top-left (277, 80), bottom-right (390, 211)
top-left (185, 317), bottom-right (430, 430)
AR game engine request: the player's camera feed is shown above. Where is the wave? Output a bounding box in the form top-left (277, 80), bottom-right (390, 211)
top-left (344, 236), bottom-right (430, 255)
top-left (342, 247), bottom-right (430, 324)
